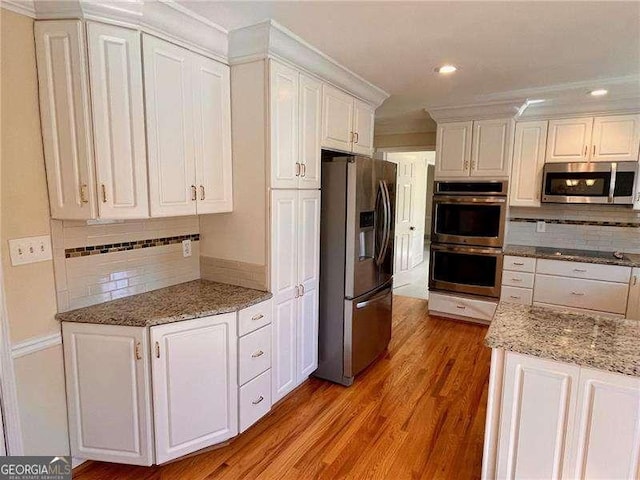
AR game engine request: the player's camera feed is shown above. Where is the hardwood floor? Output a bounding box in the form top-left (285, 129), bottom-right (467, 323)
top-left (73, 296), bottom-right (491, 480)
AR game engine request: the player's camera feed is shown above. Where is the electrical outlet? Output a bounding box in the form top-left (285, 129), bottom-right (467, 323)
top-left (182, 239), bottom-right (192, 258)
top-left (8, 235), bottom-right (52, 266)
top-left (536, 221), bottom-right (546, 233)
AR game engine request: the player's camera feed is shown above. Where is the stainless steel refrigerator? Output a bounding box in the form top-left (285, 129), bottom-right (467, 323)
top-left (314, 155), bottom-right (396, 386)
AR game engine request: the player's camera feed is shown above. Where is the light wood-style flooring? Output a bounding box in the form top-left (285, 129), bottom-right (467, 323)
top-left (74, 296), bottom-right (491, 480)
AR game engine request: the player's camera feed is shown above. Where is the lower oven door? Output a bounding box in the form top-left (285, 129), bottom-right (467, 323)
top-left (344, 280), bottom-right (393, 380)
top-left (429, 244), bottom-right (503, 298)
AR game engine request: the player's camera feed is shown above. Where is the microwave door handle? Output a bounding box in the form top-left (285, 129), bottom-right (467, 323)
top-left (608, 163), bottom-right (617, 204)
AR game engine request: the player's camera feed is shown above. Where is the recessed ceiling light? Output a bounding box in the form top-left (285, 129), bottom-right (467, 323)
top-left (436, 65), bottom-right (458, 74)
top-left (589, 89), bottom-right (608, 96)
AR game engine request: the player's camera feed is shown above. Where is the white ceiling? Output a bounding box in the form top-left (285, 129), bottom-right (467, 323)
top-left (181, 1), bottom-right (640, 133)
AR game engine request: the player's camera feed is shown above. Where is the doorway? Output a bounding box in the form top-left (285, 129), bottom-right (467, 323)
top-left (385, 151), bottom-right (435, 299)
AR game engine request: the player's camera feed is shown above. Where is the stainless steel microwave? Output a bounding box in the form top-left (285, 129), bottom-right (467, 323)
top-left (542, 161), bottom-right (638, 205)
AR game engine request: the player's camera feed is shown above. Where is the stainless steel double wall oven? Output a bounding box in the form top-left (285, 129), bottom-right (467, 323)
top-left (429, 181), bottom-right (507, 298)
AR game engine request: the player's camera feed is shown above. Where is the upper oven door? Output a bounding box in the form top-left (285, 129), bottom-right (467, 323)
top-left (431, 196), bottom-right (507, 247)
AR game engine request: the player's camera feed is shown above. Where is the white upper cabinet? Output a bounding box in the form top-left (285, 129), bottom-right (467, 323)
top-left (151, 314), bottom-right (237, 464)
top-left (591, 114), bottom-right (640, 162)
top-left (471, 118), bottom-right (512, 177)
top-left (35, 20), bottom-right (97, 219)
top-left (546, 117), bottom-right (594, 162)
top-left (87, 22), bottom-right (149, 219)
top-left (192, 54), bottom-right (233, 214)
top-left (509, 121), bottom-right (548, 207)
top-left (353, 99), bottom-right (375, 156)
top-left (298, 74), bottom-right (322, 189)
top-left (435, 121), bottom-right (473, 178)
top-left (144, 34), bottom-right (232, 217)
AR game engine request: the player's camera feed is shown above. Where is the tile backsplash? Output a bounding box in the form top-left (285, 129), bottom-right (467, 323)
top-left (507, 205), bottom-right (640, 253)
top-left (52, 217), bottom-right (200, 312)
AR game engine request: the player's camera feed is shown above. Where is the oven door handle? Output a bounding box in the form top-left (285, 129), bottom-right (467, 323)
top-left (433, 196), bottom-right (507, 204)
top-left (608, 162), bottom-right (617, 204)
top-left (430, 244), bottom-right (503, 256)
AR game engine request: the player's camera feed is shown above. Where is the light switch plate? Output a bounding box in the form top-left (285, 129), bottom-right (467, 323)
top-left (8, 235), bottom-right (52, 266)
top-left (536, 221), bottom-right (546, 233)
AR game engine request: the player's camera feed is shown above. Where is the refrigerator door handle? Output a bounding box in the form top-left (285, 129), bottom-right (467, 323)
top-left (375, 180), bottom-right (389, 266)
top-left (356, 287), bottom-right (392, 309)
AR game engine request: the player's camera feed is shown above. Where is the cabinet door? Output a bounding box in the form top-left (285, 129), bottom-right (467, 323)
top-left (151, 314), bottom-right (238, 464)
top-left (62, 323), bottom-right (153, 466)
top-left (496, 352), bottom-right (579, 480)
top-left (297, 190), bottom-right (320, 382)
top-left (298, 74), bottom-right (322, 189)
top-left (321, 84), bottom-right (354, 153)
top-left (546, 117), bottom-right (593, 163)
top-left (591, 114), bottom-right (640, 162)
top-left (565, 368), bottom-right (640, 479)
top-left (627, 268), bottom-right (640, 320)
top-left (35, 20), bottom-right (97, 219)
top-left (509, 121), bottom-right (548, 207)
top-left (471, 118), bottom-right (512, 177)
top-left (353, 99), bottom-right (375, 156)
top-left (143, 35), bottom-right (196, 217)
top-left (87, 22), bottom-right (148, 219)
top-left (192, 55), bottom-right (233, 213)
top-left (270, 61), bottom-right (300, 189)
top-left (270, 190), bottom-right (299, 401)
top-left (435, 121), bottom-right (472, 178)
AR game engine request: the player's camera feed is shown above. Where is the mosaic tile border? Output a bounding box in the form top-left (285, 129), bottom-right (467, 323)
top-left (509, 218), bottom-right (639, 228)
top-left (65, 234), bottom-right (200, 258)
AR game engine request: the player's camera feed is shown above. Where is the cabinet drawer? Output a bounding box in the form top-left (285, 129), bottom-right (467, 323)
top-left (239, 369), bottom-right (271, 433)
top-left (534, 274), bottom-right (629, 314)
top-left (238, 299), bottom-right (272, 337)
top-left (502, 271), bottom-right (534, 288)
top-left (428, 291), bottom-right (497, 322)
top-left (503, 255), bottom-right (536, 273)
top-left (501, 286), bottom-right (533, 305)
top-left (239, 324), bottom-right (271, 385)
top-left (536, 259), bottom-right (631, 283)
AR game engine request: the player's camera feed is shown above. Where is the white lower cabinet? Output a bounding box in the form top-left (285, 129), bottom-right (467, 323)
top-left (150, 314), bottom-right (237, 464)
top-left (239, 370), bottom-right (272, 433)
top-left (627, 268), bottom-right (640, 319)
top-left (486, 350), bottom-right (640, 480)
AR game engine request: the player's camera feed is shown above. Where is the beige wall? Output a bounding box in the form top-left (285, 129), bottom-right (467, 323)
top-left (374, 131), bottom-right (437, 150)
top-left (1, 7), bottom-right (69, 455)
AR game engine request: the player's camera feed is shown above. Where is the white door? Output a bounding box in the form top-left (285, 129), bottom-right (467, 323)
top-left (565, 368), bottom-right (640, 479)
top-left (353, 99), bottom-right (375, 156)
top-left (410, 157), bottom-right (427, 267)
top-left (496, 352), bottom-right (579, 480)
top-left (192, 54), bottom-right (233, 213)
top-left (270, 60), bottom-right (300, 189)
top-left (546, 117), bottom-right (593, 163)
top-left (393, 158), bottom-right (416, 285)
top-left (298, 74), bottom-right (322, 189)
top-left (435, 121), bottom-right (472, 178)
top-left (321, 84), bottom-right (354, 153)
top-left (87, 22), bottom-right (149, 219)
top-left (591, 114), bottom-right (640, 162)
top-left (151, 314), bottom-right (238, 464)
top-left (35, 20), bottom-right (97, 219)
top-left (270, 190), bottom-right (299, 401)
top-left (297, 190), bottom-right (320, 382)
top-left (143, 35), bottom-right (196, 217)
top-left (509, 121), bottom-right (548, 207)
top-left (471, 118), bottom-right (512, 177)
top-left (627, 268), bottom-right (640, 320)
top-left (62, 323), bottom-right (153, 466)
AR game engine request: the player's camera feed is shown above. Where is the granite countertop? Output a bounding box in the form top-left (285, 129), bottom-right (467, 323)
top-left (56, 280), bottom-right (272, 327)
top-left (486, 303), bottom-right (640, 377)
top-left (504, 244), bottom-right (640, 268)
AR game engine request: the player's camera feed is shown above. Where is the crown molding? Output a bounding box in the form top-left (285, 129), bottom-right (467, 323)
top-left (32, 0), bottom-right (228, 62)
top-left (1, 0), bottom-right (36, 18)
top-left (229, 20), bottom-right (389, 107)
top-left (427, 100), bottom-right (523, 123)
top-left (516, 95), bottom-right (640, 120)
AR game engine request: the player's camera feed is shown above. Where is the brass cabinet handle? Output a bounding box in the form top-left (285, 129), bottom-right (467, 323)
top-left (200, 185), bottom-right (205, 201)
top-left (573, 268), bottom-right (588, 273)
top-left (513, 262), bottom-right (525, 266)
top-left (354, 132), bottom-right (359, 144)
top-left (251, 314), bottom-right (264, 321)
top-left (135, 341), bottom-right (142, 360)
top-left (191, 185), bottom-right (197, 201)
top-left (79, 184), bottom-right (89, 204)
top-left (252, 396), bottom-right (264, 405)
top-left (251, 350), bottom-right (264, 358)
top-left (294, 285), bottom-right (300, 298)
top-left (571, 291), bottom-right (585, 296)
top-left (456, 305), bottom-right (466, 310)
top-left (295, 162), bottom-right (301, 177)
top-left (633, 275), bottom-right (638, 286)
top-left (583, 145), bottom-right (588, 157)
top-left (464, 160), bottom-right (469, 170)
top-left (155, 341), bottom-right (160, 358)
top-left (511, 278), bottom-right (523, 282)
top-left (299, 284), bottom-right (305, 296)
top-left (592, 144), bottom-right (596, 156)
top-left (509, 295), bottom-right (521, 299)
top-left (301, 163), bottom-right (306, 177)
top-left (101, 184), bottom-right (107, 203)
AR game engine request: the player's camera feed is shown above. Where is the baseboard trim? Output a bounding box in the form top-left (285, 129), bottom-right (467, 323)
top-left (11, 332), bottom-right (61, 359)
